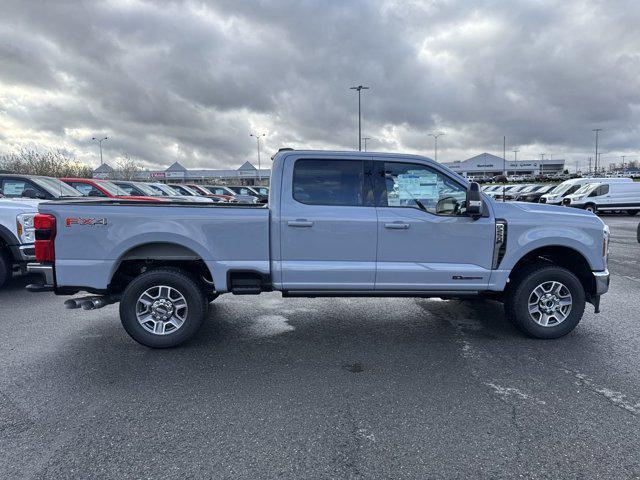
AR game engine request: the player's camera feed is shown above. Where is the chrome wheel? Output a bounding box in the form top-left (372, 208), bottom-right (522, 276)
top-left (528, 281), bottom-right (572, 327)
top-left (136, 285), bottom-right (188, 335)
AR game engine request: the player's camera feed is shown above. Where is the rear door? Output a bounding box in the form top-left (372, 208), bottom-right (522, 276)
top-left (374, 159), bottom-right (495, 291)
top-left (279, 157), bottom-right (378, 290)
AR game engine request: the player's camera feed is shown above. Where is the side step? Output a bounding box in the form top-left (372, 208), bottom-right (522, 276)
top-left (229, 273), bottom-right (264, 295)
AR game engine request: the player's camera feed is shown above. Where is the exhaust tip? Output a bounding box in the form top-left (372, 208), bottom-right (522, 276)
top-left (64, 299), bottom-right (80, 309)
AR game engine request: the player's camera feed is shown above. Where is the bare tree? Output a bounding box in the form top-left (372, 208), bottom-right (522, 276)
top-left (113, 153), bottom-right (142, 180)
top-left (0, 149), bottom-right (93, 178)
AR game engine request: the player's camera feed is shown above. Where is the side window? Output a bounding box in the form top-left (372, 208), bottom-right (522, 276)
top-left (380, 162), bottom-right (467, 215)
top-left (1, 179), bottom-right (45, 198)
top-left (566, 185), bottom-right (580, 195)
top-left (592, 185), bottom-right (609, 197)
top-left (70, 183), bottom-right (104, 196)
top-left (293, 159), bottom-right (365, 206)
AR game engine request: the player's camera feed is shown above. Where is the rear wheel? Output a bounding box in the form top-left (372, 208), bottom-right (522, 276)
top-left (505, 264), bottom-right (585, 339)
top-left (120, 267), bottom-right (207, 348)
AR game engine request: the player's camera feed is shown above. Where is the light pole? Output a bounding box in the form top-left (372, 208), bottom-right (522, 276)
top-left (350, 85), bottom-right (370, 151)
top-left (250, 133), bottom-right (266, 182)
top-left (593, 128), bottom-right (602, 172)
top-left (428, 132), bottom-right (445, 162)
top-left (92, 136), bottom-right (108, 165)
top-left (361, 137), bottom-right (371, 152)
top-left (540, 153), bottom-right (545, 175)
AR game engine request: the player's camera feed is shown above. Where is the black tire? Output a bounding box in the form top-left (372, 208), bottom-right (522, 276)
top-left (120, 267), bottom-right (207, 348)
top-left (584, 203), bottom-right (597, 214)
top-left (0, 249), bottom-right (9, 288)
top-left (627, 210), bottom-right (638, 216)
top-left (505, 264), bottom-right (585, 339)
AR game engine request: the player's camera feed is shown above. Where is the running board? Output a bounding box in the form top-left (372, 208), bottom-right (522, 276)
top-left (282, 290), bottom-right (480, 298)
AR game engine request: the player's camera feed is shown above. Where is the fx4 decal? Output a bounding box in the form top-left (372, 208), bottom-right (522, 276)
top-left (65, 217), bottom-right (108, 227)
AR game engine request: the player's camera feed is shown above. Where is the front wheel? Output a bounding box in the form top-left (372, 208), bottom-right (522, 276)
top-left (120, 267), bottom-right (207, 348)
top-left (505, 264), bottom-right (585, 339)
top-left (0, 249), bottom-right (9, 288)
top-left (627, 210), bottom-right (638, 216)
top-left (584, 203), bottom-right (597, 214)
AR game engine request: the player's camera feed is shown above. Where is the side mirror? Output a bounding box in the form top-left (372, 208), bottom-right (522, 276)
top-left (466, 182), bottom-right (483, 219)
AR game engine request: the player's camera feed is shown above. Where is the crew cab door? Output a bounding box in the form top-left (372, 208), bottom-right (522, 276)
top-left (373, 160), bottom-right (495, 291)
top-left (279, 157), bottom-right (377, 290)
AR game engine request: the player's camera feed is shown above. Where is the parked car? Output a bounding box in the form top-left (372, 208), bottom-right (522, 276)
top-left (165, 184), bottom-right (214, 199)
top-left (177, 184), bottom-right (234, 203)
top-left (503, 184), bottom-right (541, 201)
top-left (492, 184), bottom-right (534, 200)
top-left (540, 177), bottom-right (632, 205)
top-left (61, 178), bottom-right (163, 202)
top-left (111, 181), bottom-right (207, 203)
top-left (197, 185), bottom-right (259, 204)
top-left (225, 185), bottom-right (268, 204)
top-left (27, 149), bottom-right (609, 347)
top-left (0, 174), bottom-right (82, 200)
top-left (562, 181), bottom-right (640, 214)
top-left (145, 183), bottom-right (218, 203)
top-left (513, 184), bottom-right (556, 203)
top-left (0, 197), bottom-right (39, 287)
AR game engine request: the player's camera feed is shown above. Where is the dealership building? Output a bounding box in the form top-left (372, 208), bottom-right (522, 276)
top-left (443, 153), bottom-right (565, 177)
top-left (93, 161), bottom-right (271, 185)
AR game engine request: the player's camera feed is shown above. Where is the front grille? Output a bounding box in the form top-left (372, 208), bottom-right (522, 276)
top-left (539, 198), bottom-right (546, 203)
top-left (562, 198), bottom-right (571, 206)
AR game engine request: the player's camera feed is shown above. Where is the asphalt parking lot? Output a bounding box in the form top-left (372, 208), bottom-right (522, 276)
top-left (1, 216), bottom-right (638, 479)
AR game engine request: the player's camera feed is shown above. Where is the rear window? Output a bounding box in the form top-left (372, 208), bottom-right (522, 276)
top-left (293, 159), bottom-right (364, 206)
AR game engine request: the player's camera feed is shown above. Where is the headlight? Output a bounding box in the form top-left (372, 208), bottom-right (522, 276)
top-left (16, 213), bottom-right (36, 243)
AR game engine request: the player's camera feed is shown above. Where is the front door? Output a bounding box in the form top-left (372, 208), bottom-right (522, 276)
top-left (280, 158), bottom-right (378, 290)
top-left (374, 160), bottom-right (495, 291)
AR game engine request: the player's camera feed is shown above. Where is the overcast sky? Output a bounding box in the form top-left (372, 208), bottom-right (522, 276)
top-left (1, 0), bottom-right (639, 171)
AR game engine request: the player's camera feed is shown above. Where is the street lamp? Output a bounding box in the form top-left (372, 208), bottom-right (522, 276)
top-left (593, 128), bottom-right (602, 172)
top-left (250, 133), bottom-right (266, 182)
top-left (350, 85), bottom-right (370, 151)
top-left (361, 136), bottom-right (371, 152)
top-left (428, 132), bottom-right (445, 162)
top-left (92, 136), bottom-right (108, 165)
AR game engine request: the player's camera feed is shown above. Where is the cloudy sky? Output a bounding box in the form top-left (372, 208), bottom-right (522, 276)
top-left (1, 0), bottom-right (639, 171)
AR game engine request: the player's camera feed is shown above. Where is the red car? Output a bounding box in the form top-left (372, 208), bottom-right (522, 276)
top-left (61, 178), bottom-right (165, 201)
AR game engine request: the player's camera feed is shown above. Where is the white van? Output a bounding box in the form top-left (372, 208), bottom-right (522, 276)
top-left (563, 181), bottom-right (640, 214)
top-left (539, 177), bottom-right (632, 205)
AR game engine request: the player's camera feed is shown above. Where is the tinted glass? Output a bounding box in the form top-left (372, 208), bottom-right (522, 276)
top-left (293, 159), bottom-right (364, 206)
top-left (1, 179), bottom-right (46, 198)
top-left (381, 162), bottom-right (466, 215)
top-left (68, 182), bottom-right (105, 197)
top-left (32, 177), bottom-right (81, 197)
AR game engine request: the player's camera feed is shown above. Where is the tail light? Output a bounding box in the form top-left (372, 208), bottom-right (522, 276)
top-left (34, 214), bottom-right (56, 262)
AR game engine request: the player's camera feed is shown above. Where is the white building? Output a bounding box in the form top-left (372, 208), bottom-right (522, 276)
top-left (443, 153), bottom-right (565, 177)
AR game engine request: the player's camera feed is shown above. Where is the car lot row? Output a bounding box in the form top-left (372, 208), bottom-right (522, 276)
top-left (482, 176), bottom-right (640, 215)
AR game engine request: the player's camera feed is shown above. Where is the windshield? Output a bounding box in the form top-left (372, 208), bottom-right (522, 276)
top-left (538, 185), bottom-right (555, 193)
top-left (145, 184), bottom-right (168, 195)
top-left (169, 184), bottom-right (196, 195)
top-left (152, 184), bottom-right (178, 195)
top-left (32, 177), bottom-right (82, 197)
top-left (549, 181), bottom-right (577, 195)
top-left (519, 185), bottom-right (537, 193)
top-left (133, 183), bottom-right (158, 196)
top-left (94, 180), bottom-right (128, 196)
top-left (574, 183), bottom-right (599, 195)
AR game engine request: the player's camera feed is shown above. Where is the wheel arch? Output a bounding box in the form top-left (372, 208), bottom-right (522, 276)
top-left (108, 242), bottom-right (215, 293)
top-left (508, 245), bottom-right (596, 298)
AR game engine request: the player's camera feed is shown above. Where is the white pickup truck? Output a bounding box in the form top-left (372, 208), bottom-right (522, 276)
top-left (0, 196), bottom-right (39, 287)
top-left (27, 150), bottom-right (610, 347)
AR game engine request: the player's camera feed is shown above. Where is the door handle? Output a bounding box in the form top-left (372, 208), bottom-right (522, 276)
top-left (288, 219), bottom-right (314, 227)
top-left (384, 222), bottom-right (410, 229)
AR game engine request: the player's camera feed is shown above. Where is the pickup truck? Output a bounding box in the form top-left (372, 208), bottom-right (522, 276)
top-left (26, 150), bottom-right (610, 348)
top-left (0, 196), bottom-right (39, 287)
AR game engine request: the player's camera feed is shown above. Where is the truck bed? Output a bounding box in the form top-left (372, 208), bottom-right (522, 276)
top-left (39, 200), bottom-right (270, 292)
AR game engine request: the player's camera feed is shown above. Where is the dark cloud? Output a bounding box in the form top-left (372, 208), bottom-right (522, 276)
top-left (1, 0), bottom-right (639, 170)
